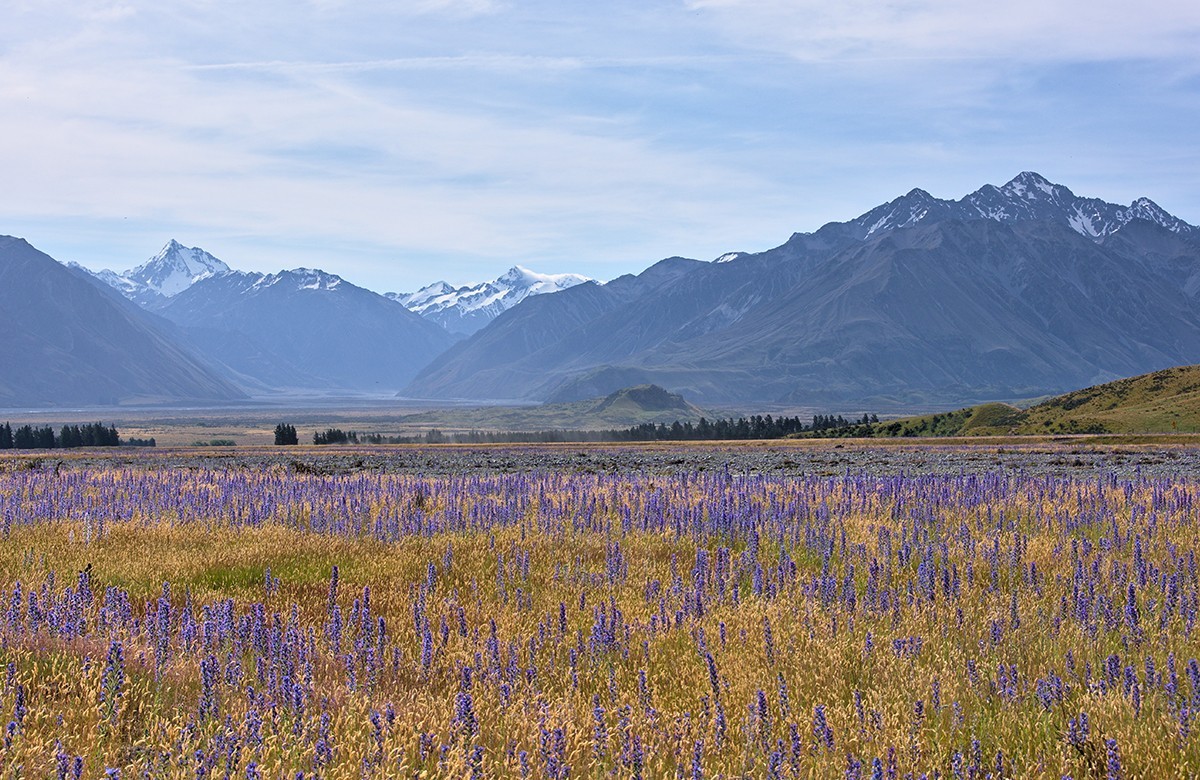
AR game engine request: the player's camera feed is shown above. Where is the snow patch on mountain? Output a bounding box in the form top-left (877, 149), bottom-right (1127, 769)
top-left (251, 268), bottom-right (345, 292)
top-left (390, 265), bottom-right (592, 336)
top-left (836, 172), bottom-right (1198, 242)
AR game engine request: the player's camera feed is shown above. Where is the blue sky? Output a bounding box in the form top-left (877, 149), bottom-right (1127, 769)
top-left (3, 0), bottom-right (1198, 292)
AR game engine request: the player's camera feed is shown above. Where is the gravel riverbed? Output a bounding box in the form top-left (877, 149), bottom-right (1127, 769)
top-left (6, 440), bottom-right (1200, 479)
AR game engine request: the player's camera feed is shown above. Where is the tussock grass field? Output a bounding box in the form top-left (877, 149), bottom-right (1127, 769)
top-left (0, 451), bottom-right (1197, 777)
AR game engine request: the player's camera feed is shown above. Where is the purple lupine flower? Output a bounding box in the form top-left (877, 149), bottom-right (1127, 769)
top-left (812, 705), bottom-right (834, 751)
top-left (691, 740), bottom-right (704, 780)
top-left (470, 744), bottom-right (485, 779)
top-left (99, 640), bottom-right (124, 721)
top-left (454, 691), bottom-right (478, 742)
top-left (1105, 738), bottom-right (1121, 779)
top-left (705, 653), bottom-right (720, 700)
top-left (763, 616), bottom-right (776, 666)
top-left (12, 684), bottom-right (26, 728)
top-left (592, 695), bottom-right (607, 760)
top-left (198, 654), bottom-right (220, 721)
top-left (766, 750), bottom-right (783, 779)
top-left (1125, 583), bottom-right (1141, 638)
top-left (755, 689), bottom-right (770, 744)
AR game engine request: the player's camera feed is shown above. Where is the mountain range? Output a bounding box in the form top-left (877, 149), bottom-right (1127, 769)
top-left (405, 172), bottom-right (1200, 405)
top-left (74, 243), bottom-right (589, 395)
top-left (6, 171), bottom-right (1200, 408)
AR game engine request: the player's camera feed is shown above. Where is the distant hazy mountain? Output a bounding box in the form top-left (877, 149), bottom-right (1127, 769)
top-left (389, 265), bottom-right (592, 335)
top-left (405, 172), bottom-right (1200, 406)
top-left (81, 240), bottom-right (232, 308)
top-left (404, 257), bottom-right (704, 402)
top-left (0, 236), bottom-right (244, 407)
top-left (156, 268), bottom-right (456, 392)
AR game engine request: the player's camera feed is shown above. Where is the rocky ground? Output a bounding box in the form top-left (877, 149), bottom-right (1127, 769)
top-left (4, 439), bottom-right (1200, 479)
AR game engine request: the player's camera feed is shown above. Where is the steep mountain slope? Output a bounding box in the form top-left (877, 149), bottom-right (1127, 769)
top-left (0, 236), bottom-right (244, 407)
top-left (404, 173), bottom-right (1200, 405)
top-left (158, 268), bottom-right (456, 392)
top-left (390, 265), bottom-right (592, 335)
top-left (685, 218), bottom-right (1199, 403)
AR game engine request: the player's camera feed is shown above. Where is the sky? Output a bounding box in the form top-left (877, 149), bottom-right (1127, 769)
top-left (2, 0), bottom-right (1199, 293)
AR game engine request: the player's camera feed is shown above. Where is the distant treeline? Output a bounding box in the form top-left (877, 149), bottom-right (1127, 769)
top-left (296, 413), bottom-right (879, 446)
top-left (616, 413), bottom-right (877, 441)
top-left (0, 422), bottom-right (125, 450)
top-left (310, 428), bottom-right (411, 445)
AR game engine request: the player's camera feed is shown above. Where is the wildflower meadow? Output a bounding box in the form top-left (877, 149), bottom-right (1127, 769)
top-left (0, 457), bottom-right (1197, 777)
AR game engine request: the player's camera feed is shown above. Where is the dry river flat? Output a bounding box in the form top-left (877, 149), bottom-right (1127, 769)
top-left (5, 438), bottom-right (1200, 479)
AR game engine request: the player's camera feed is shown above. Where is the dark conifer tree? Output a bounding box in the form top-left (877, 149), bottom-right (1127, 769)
top-left (274, 423), bottom-right (299, 445)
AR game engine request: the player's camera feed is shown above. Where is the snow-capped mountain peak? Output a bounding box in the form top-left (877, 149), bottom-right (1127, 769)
top-left (1003, 171), bottom-right (1052, 196)
top-left (390, 265), bottom-right (592, 336)
top-left (836, 172), bottom-right (1197, 242)
top-left (127, 239), bottom-right (231, 298)
top-left (77, 239), bottom-right (233, 307)
top-left (1119, 197), bottom-right (1193, 233)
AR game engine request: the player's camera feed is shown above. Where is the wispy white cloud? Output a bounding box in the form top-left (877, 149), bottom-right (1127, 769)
top-left (1, 1), bottom-right (1197, 291)
top-left (685, 0), bottom-right (1200, 62)
top-left (187, 53), bottom-right (748, 76)
top-left (0, 11), bottom-right (790, 285)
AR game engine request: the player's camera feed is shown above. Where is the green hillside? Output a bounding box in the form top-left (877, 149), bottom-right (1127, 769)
top-left (837, 365), bottom-right (1200, 437)
top-left (1018, 365), bottom-right (1200, 434)
top-left (867, 402), bottom-right (1027, 437)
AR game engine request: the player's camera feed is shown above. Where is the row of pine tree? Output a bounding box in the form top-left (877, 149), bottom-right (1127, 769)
top-left (275, 413), bottom-right (882, 446)
top-left (0, 422), bottom-right (121, 450)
